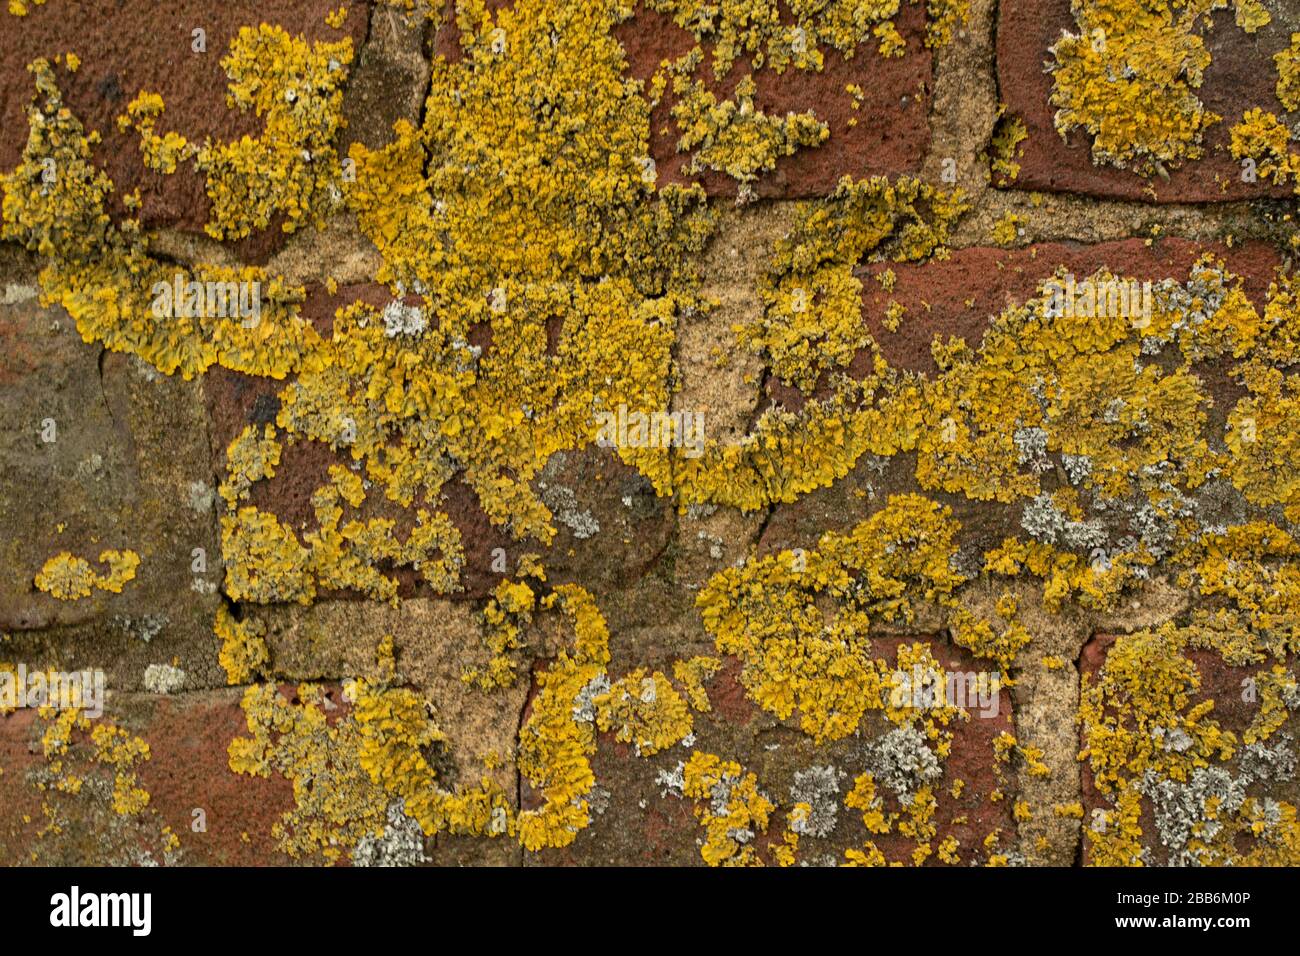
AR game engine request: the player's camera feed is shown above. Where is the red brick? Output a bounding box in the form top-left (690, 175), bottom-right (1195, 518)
top-left (529, 636), bottom-right (1018, 866)
top-left (856, 238), bottom-right (1282, 376)
top-left (996, 0), bottom-right (1297, 202)
top-left (1079, 634), bottom-right (1300, 866)
top-left (433, 0), bottom-right (933, 200)
top-left (0, 0), bottom-right (370, 259)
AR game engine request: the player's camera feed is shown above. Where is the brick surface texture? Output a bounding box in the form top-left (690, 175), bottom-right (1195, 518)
top-left (2, 0), bottom-right (1300, 870)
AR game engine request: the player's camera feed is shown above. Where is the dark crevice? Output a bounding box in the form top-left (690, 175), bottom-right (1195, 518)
top-left (96, 347), bottom-right (116, 428)
top-left (750, 501), bottom-right (777, 553)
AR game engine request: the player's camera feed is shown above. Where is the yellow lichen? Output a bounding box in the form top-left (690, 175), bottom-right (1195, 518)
top-left (698, 494), bottom-right (965, 741)
top-left (990, 114), bottom-right (1028, 183)
top-left (196, 25), bottom-right (354, 240)
top-left (1048, 0), bottom-right (1240, 176)
top-left (215, 605), bottom-right (271, 685)
top-left (595, 669), bottom-right (693, 755)
top-left (671, 74), bottom-right (828, 197)
top-left (736, 175), bottom-right (966, 393)
top-left (673, 655), bottom-right (722, 711)
top-left (681, 750), bottom-right (774, 866)
top-left (117, 91), bottom-right (192, 175)
top-left (1229, 108), bottom-right (1296, 186)
top-left (991, 211), bottom-right (1022, 246)
top-left (1277, 33), bottom-right (1300, 112)
top-left (35, 550), bottom-right (139, 600)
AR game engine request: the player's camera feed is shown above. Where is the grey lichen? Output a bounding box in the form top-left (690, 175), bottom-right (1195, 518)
top-left (1137, 767), bottom-right (1249, 864)
top-left (861, 725), bottom-right (942, 801)
top-left (788, 764), bottom-right (841, 838)
top-left (351, 799), bottom-right (428, 867)
top-left (143, 662), bottom-right (185, 695)
top-left (1239, 734), bottom-right (1297, 784)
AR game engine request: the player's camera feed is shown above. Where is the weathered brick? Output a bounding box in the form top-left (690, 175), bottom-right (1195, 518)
top-left (0, 0), bottom-right (370, 258)
top-left (1080, 634), bottom-right (1300, 866)
top-left (0, 288), bottom-right (222, 691)
top-left (757, 238), bottom-right (1280, 560)
top-left (204, 283), bottom-right (678, 603)
top-left (433, 0), bottom-right (934, 200)
top-left (856, 238), bottom-right (1282, 376)
top-left (528, 636), bottom-right (1018, 866)
top-left (996, 0), bottom-right (1299, 202)
top-left (0, 690), bottom-right (295, 866)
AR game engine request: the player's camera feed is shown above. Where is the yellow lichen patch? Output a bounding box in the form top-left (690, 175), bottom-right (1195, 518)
top-left (229, 682), bottom-right (412, 862)
top-left (672, 655), bottom-right (722, 711)
top-left (990, 113), bottom-right (1028, 183)
top-left (737, 175), bottom-right (966, 392)
top-left (917, 261), bottom-right (1230, 511)
top-left (924, 0), bottom-right (969, 48)
top-left (681, 750), bottom-right (774, 866)
top-left (1081, 625), bottom-right (1300, 865)
top-left (465, 573), bottom-right (541, 690)
top-left (1244, 665), bottom-right (1300, 744)
top-left (221, 507), bottom-right (315, 604)
top-left (1164, 522), bottom-right (1300, 669)
top-left (219, 455), bottom-right (465, 607)
top-left (515, 585), bottom-right (612, 850)
top-left (843, 841), bottom-right (888, 865)
top-left (31, 704), bottom-right (164, 865)
top-left (196, 24), bottom-right (354, 240)
top-left (90, 724), bottom-right (152, 816)
top-left (846, 772), bottom-right (894, 835)
top-left (1256, 271), bottom-right (1300, 366)
top-left (647, 0), bottom-right (962, 83)
top-left (627, 375), bottom-right (917, 513)
top-left (985, 538), bottom-right (1144, 612)
top-left (991, 211), bottom-right (1022, 246)
top-left (951, 592), bottom-right (1029, 677)
top-left (481, 580), bottom-right (613, 851)
top-left (34, 550), bottom-right (139, 600)
top-left (1079, 626), bottom-right (1236, 795)
top-left (1, 61), bottom-right (317, 381)
top-left (1047, 0), bottom-right (1246, 176)
top-left (33, 554), bottom-right (95, 601)
top-left (215, 605), bottom-right (271, 685)
top-left (671, 74), bottom-right (828, 198)
top-left (117, 91), bottom-right (192, 175)
top-left (335, 0), bottom-right (716, 546)
top-left (219, 424), bottom-right (282, 507)
top-left (1235, 0), bottom-right (1270, 31)
top-left (1277, 34), bottom-right (1300, 112)
top-left (595, 669), bottom-right (692, 755)
top-left (515, 654), bottom-right (603, 850)
top-left (1, 59), bottom-right (115, 263)
top-left (1229, 108), bottom-right (1296, 186)
top-left (1226, 364), bottom-right (1300, 522)
top-left (698, 494), bottom-right (965, 741)
top-left (872, 21), bottom-right (906, 57)
top-left (33, 702), bottom-right (161, 858)
top-left (883, 299), bottom-right (906, 332)
top-left (230, 668), bottom-right (514, 862)
top-left (897, 785), bottom-right (937, 861)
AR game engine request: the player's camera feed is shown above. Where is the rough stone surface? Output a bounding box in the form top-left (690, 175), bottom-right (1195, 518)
top-left (4, 0), bottom-right (1300, 869)
top-left (0, 289), bottom-right (222, 691)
